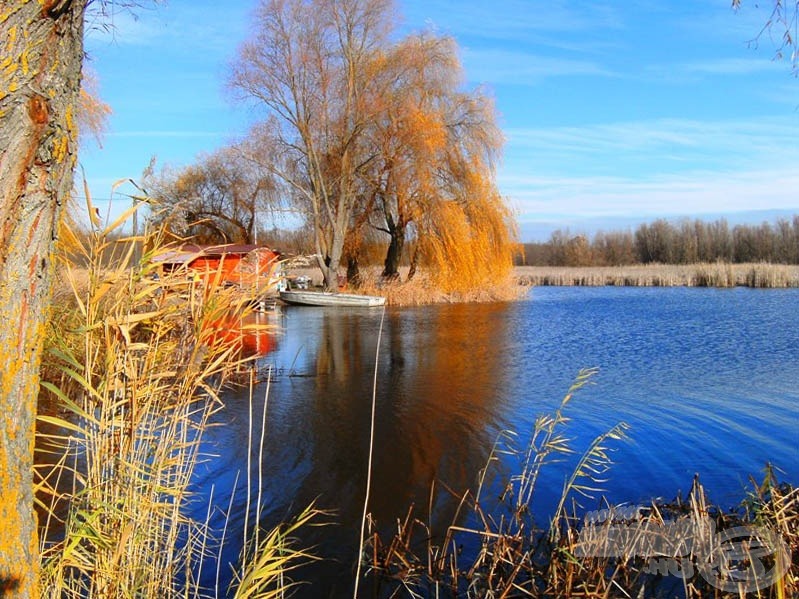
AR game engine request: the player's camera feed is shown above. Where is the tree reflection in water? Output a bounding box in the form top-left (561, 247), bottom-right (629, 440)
top-left (198, 302), bottom-right (515, 597)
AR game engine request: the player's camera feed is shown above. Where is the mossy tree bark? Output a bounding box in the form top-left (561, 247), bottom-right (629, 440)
top-left (0, 1), bottom-right (86, 597)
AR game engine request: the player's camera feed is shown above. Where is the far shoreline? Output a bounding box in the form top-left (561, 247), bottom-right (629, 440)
top-left (278, 262), bottom-right (798, 306)
top-left (514, 262), bottom-right (799, 288)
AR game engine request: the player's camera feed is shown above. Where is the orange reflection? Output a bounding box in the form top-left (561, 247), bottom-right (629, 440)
top-left (300, 303), bottom-right (513, 533)
top-left (209, 311), bottom-right (280, 358)
top-left (369, 302), bottom-right (512, 526)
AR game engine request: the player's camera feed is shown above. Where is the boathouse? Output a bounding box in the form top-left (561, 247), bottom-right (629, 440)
top-left (154, 244), bottom-right (282, 292)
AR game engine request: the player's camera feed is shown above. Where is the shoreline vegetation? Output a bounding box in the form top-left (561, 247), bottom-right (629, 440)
top-left (284, 262), bottom-right (799, 308)
top-left (366, 468), bottom-right (798, 597)
top-left (37, 215), bottom-right (330, 598)
top-left (364, 371), bottom-right (798, 597)
top-left (514, 262), bottom-right (799, 288)
top-left (284, 265), bottom-right (527, 305)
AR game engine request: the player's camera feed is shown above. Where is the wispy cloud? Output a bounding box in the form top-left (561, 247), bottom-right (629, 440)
top-left (505, 116), bottom-right (799, 174)
top-left (404, 0), bottom-right (623, 41)
top-left (679, 57), bottom-right (782, 75)
top-left (640, 57), bottom-right (784, 84)
top-left (502, 167), bottom-right (799, 220)
top-left (501, 115), bottom-right (799, 221)
top-left (462, 47), bottom-right (617, 84)
top-left (85, 2), bottom-right (249, 54)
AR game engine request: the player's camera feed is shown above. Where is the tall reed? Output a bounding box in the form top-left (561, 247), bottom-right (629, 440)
top-left (363, 369), bottom-right (630, 596)
top-left (35, 201), bottom-right (314, 598)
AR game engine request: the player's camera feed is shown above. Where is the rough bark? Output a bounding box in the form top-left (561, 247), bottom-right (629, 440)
top-left (0, 2), bottom-right (86, 597)
top-left (381, 214), bottom-right (405, 279)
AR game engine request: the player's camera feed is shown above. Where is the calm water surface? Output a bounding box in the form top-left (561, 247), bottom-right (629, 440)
top-left (194, 286), bottom-right (799, 596)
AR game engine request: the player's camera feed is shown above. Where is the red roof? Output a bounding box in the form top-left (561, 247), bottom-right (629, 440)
top-left (153, 244), bottom-right (279, 265)
top-left (180, 243), bottom-right (266, 256)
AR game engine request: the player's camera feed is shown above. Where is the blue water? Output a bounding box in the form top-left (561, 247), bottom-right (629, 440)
top-left (194, 286), bottom-right (799, 596)
top-left (506, 287), bottom-right (798, 506)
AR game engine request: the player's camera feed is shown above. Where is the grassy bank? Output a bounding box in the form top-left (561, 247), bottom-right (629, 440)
top-left (288, 263), bottom-right (799, 299)
top-left (288, 265), bottom-right (526, 305)
top-left (515, 262), bottom-right (799, 288)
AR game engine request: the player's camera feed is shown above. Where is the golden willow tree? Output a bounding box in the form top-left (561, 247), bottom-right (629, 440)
top-left (360, 34), bottom-right (459, 279)
top-left (230, 0), bottom-right (517, 292)
top-left (362, 33), bottom-right (516, 290)
top-left (416, 91), bottom-right (517, 294)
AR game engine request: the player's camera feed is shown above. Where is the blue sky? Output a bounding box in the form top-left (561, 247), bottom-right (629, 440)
top-left (81, 1), bottom-right (799, 241)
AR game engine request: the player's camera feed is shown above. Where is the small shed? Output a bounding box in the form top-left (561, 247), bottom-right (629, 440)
top-left (154, 244), bottom-right (282, 293)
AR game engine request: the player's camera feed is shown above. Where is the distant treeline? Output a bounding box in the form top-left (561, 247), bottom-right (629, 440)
top-left (520, 216), bottom-right (799, 266)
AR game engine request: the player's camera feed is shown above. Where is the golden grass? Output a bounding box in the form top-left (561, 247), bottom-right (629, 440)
top-left (516, 262), bottom-right (799, 288)
top-left (288, 265), bottom-right (527, 305)
top-left (232, 503), bottom-right (321, 599)
top-left (287, 261), bottom-right (799, 306)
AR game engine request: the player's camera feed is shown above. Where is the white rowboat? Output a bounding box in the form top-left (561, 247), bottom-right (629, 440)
top-left (279, 290), bottom-right (386, 307)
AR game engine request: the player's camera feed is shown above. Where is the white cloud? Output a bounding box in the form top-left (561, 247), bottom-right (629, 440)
top-left (504, 116), bottom-right (799, 174)
top-left (403, 0), bottom-right (623, 41)
top-left (679, 57), bottom-right (782, 75)
top-left (85, 2), bottom-right (250, 53)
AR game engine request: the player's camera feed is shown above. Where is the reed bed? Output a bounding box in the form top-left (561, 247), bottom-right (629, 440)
top-left (516, 263), bottom-right (799, 288)
top-left (36, 205), bottom-right (315, 598)
top-left (362, 371), bottom-right (798, 598)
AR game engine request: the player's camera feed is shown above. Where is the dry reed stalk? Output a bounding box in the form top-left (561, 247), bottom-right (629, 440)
top-left (37, 214), bottom-right (246, 597)
top-left (231, 503), bottom-right (321, 599)
top-left (362, 372), bottom-right (797, 598)
top-left (35, 204), bottom-right (315, 598)
top-left (363, 369), bottom-right (632, 596)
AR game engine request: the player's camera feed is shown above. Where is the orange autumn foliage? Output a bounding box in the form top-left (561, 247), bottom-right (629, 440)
top-left (419, 186), bottom-right (517, 295)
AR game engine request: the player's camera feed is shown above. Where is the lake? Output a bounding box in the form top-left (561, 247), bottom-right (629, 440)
top-left (193, 286), bottom-right (799, 596)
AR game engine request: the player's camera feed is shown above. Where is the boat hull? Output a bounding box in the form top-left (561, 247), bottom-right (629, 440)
top-left (279, 290), bottom-right (386, 307)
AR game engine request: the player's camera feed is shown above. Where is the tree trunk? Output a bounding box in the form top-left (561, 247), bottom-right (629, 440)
top-left (346, 254), bottom-right (360, 287)
top-left (407, 245), bottom-right (419, 281)
top-left (381, 220), bottom-right (405, 279)
top-left (0, 2), bottom-right (86, 597)
top-left (320, 215), bottom-right (348, 290)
